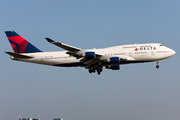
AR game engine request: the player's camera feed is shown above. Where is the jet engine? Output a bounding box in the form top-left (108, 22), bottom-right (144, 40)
top-left (106, 57), bottom-right (120, 64)
top-left (82, 52), bottom-right (95, 59)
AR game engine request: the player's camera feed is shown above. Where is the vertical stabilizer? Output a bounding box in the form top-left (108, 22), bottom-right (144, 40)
top-left (5, 31), bottom-right (42, 53)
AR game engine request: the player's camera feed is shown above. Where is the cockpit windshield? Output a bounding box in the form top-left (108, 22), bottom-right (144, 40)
top-left (160, 44), bottom-right (164, 46)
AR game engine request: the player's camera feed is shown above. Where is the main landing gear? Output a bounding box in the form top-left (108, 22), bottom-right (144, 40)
top-left (88, 66), bottom-right (103, 75)
top-left (156, 61), bottom-right (159, 69)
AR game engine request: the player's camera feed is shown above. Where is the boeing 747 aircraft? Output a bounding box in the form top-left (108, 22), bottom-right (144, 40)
top-left (5, 31), bottom-right (175, 75)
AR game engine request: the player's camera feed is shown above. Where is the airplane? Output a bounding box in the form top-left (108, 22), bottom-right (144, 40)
top-left (5, 31), bottom-right (175, 75)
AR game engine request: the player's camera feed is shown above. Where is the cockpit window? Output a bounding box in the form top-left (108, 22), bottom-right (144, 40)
top-left (160, 44), bottom-right (164, 46)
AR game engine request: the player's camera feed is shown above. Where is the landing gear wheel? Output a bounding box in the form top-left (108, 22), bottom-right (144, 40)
top-left (88, 66), bottom-right (103, 75)
top-left (89, 68), bottom-right (96, 74)
top-left (156, 61), bottom-right (160, 69)
top-left (96, 66), bottom-right (102, 75)
top-left (156, 65), bottom-right (159, 69)
top-left (97, 72), bottom-right (101, 75)
top-left (89, 69), bottom-right (92, 73)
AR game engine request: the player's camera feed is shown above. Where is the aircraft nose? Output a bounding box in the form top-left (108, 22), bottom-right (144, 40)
top-left (165, 47), bottom-right (176, 57)
top-left (168, 48), bottom-right (176, 57)
top-left (171, 49), bottom-right (176, 56)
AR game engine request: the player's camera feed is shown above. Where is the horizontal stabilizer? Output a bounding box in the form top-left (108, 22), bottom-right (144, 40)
top-left (5, 52), bottom-right (33, 58)
top-left (45, 38), bottom-right (82, 52)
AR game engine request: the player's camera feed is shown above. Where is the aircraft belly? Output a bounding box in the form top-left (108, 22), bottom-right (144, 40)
top-left (17, 55), bottom-right (79, 66)
top-left (43, 57), bottom-right (79, 65)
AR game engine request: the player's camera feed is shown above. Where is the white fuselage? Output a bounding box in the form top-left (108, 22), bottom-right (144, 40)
top-left (12, 43), bottom-right (175, 67)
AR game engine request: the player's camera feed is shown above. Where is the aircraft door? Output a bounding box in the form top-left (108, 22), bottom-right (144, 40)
top-left (129, 52), bottom-right (132, 57)
top-left (40, 56), bottom-right (44, 62)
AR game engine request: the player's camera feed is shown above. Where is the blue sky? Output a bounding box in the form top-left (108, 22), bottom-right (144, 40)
top-left (0, 1), bottom-right (180, 120)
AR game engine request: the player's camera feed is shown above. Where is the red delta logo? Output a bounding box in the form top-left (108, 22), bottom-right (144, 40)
top-left (135, 48), bottom-right (138, 51)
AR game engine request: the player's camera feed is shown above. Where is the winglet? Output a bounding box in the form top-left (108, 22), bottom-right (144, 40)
top-left (45, 37), bottom-right (55, 43)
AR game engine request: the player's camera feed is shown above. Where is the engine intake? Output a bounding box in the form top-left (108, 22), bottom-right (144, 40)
top-left (84, 52), bottom-right (95, 59)
top-left (107, 57), bottom-right (120, 64)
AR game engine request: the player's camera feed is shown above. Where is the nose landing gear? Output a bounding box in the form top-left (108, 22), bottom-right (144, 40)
top-left (156, 65), bottom-right (159, 69)
top-left (156, 61), bottom-right (159, 69)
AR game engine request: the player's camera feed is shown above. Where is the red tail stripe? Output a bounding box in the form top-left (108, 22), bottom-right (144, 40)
top-left (19, 40), bottom-right (28, 53)
top-left (7, 36), bottom-right (26, 44)
top-left (10, 43), bottom-right (18, 53)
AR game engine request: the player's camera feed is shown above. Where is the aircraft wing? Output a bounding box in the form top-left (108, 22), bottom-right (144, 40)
top-left (46, 38), bottom-right (82, 52)
top-left (45, 38), bottom-right (135, 68)
top-left (5, 52), bottom-right (33, 58)
top-left (46, 37), bottom-right (104, 57)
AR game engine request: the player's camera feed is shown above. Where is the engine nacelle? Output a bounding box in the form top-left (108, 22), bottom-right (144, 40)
top-left (106, 65), bottom-right (120, 70)
top-left (83, 52), bottom-right (95, 59)
top-left (107, 57), bottom-right (120, 64)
